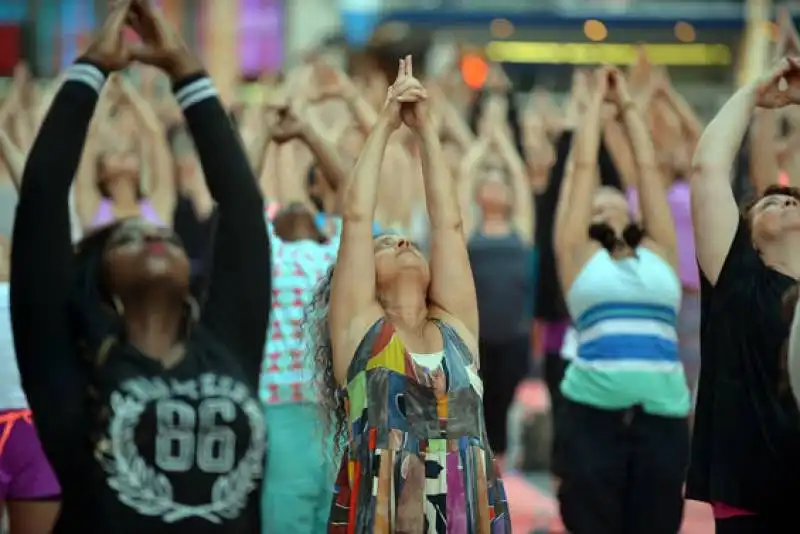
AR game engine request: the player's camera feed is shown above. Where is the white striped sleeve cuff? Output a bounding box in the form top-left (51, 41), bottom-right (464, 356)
top-left (174, 77), bottom-right (219, 111)
top-left (63, 63), bottom-right (106, 93)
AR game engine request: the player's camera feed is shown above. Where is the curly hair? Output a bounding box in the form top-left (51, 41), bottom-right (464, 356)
top-left (305, 263), bottom-right (348, 458)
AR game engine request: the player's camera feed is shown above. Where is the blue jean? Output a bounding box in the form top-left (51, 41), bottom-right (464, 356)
top-left (261, 402), bottom-right (336, 533)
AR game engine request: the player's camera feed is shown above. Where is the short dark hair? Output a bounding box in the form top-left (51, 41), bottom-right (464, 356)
top-left (740, 184), bottom-right (800, 228)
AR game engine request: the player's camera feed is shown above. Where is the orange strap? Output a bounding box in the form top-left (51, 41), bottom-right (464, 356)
top-left (0, 409), bottom-right (31, 456)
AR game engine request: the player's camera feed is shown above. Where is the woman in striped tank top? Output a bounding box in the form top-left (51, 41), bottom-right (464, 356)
top-left (553, 67), bottom-right (690, 534)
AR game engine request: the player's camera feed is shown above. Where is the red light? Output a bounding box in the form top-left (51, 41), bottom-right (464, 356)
top-left (461, 54), bottom-right (489, 89)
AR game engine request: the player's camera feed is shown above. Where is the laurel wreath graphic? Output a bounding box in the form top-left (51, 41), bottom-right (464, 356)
top-left (99, 391), bottom-right (266, 524)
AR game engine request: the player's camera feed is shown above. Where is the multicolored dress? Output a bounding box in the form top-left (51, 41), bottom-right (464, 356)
top-left (328, 318), bottom-right (511, 533)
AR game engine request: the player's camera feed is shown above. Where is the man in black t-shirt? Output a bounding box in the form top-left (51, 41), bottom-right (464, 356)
top-left (690, 59), bottom-right (800, 532)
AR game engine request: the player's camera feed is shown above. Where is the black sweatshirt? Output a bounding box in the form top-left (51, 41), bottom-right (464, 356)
top-left (11, 61), bottom-right (270, 534)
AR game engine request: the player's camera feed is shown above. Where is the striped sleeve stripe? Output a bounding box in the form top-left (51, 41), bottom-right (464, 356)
top-left (64, 63), bottom-right (106, 93)
top-left (175, 77), bottom-right (218, 110)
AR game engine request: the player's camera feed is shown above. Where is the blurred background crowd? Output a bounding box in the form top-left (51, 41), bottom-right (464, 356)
top-left (0, 0), bottom-right (785, 532)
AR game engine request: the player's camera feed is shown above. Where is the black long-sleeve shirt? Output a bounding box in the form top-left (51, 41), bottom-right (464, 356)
top-left (11, 62), bottom-right (270, 534)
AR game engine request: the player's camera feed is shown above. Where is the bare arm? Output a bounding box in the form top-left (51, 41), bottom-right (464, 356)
top-left (302, 124), bottom-right (348, 193)
top-left (492, 126), bottom-right (534, 243)
top-left (663, 86), bottom-right (703, 144)
top-left (74, 82), bottom-right (115, 228)
top-left (457, 137), bottom-right (490, 237)
top-left (749, 108), bottom-right (780, 193)
top-left (618, 88), bottom-right (678, 269)
top-left (0, 129), bottom-right (25, 190)
top-left (329, 113), bottom-right (394, 381)
top-left (420, 111), bottom-right (479, 340)
top-left (691, 83), bottom-right (757, 285)
top-left (554, 74), bottom-right (605, 292)
top-left (120, 78), bottom-right (175, 221)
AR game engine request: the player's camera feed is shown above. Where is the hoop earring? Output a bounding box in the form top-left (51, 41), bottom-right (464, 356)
top-left (112, 295), bottom-right (124, 316)
top-left (185, 295), bottom-right (200, 323)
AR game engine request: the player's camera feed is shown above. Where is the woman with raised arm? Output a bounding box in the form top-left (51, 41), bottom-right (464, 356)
top-left (459, 121), bottom-right (535, 464)
top-left (688, 56), bottom-right (800, 532)
top-left (310, 56), bottom-right (510, 533)
top-left (11, 2), bottom-right (269, 533)
top-left (73, 68), bottom-right (174, 231)
top-left (553, 67), bottom-right (689, 534)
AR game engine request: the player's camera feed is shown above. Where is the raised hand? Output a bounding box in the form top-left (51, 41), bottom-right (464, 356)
top-left (307, 62), bottom-right (358, 103)
top-left (268, 102), bottom-right (306, 144)
top-left (776, 8), bottom-right (800, 59)
top-left (397, 55), bottom-right (428, 132)
top-left (382, 55), bottom-right (427, 130)
top-left (755, 57), bottom-right (800, 109)
top-left (603, 67), bottom-right (633, 108)
top-left (125, 0), bottom-right (202, 80)
top-left (83, 0), bottom-right (133, 71)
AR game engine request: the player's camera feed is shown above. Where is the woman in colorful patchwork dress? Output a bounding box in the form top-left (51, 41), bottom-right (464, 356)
top-left (309, 56), bottom-right (510, 533)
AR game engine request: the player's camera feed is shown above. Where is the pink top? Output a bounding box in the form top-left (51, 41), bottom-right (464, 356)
top-left (90, 198), bottom-right (164, 229)
top-left (627, 182), bottom-right (699, 291)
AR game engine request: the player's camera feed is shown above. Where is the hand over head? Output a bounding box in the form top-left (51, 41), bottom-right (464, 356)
top-left (266, 97), bottom-right (306, 143)
top-left (600, 66), bottom-right (632, 107)
top-left (776, 8), bottom-right (800, 60)
top-left (755, 57), bottom-right (800, 109)
top-left (383, 55), bottom-right (428, 131)
top-left (308, 62), bottom-right (357, 103)
top-left (83, 0), bottom-right (134, 71)
top-left (125, 0), bottom-right (201, 80)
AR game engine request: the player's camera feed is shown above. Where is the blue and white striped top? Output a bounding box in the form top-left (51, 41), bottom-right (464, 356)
top-left (561, 247), bottom-right (690, 416)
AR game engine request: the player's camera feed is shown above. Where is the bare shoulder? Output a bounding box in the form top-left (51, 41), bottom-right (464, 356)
top-left (330, 302), bottom-right (385, 385)
top-left (429, 307), bottom-right (479, 360)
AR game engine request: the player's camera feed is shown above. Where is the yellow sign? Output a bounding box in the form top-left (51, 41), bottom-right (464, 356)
top-left (485, 41), bottom-right (732, 66)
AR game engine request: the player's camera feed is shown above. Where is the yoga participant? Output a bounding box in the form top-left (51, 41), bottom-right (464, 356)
top-left (74, 67), bottom-right (174, 230)
top-left (11, 2), bottom-right (269, 533)
top-left (312, 56), bottom-right (510, 532)
top-left (258, 99), bottom-right (347, 534)
top-left (688, 56), bottom-right (800, 532)
top-left (0, 237), bottom-right (61, 534)
top-left (460, 119), bottom-right (535, 464)
top-left (534, 69), bottom-right (622, 488)
top-left (554, 67), bottom-right (689, 534)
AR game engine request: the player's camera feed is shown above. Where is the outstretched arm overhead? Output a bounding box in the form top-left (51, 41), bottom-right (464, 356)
top-left (329, 58), bottom-right (422, 381)
top-left (691, 58), bottom-right (798, 285)
top-left (403, 57), bottom-right (480, 341)
top-left (553, 67), bottom-right (607, 292)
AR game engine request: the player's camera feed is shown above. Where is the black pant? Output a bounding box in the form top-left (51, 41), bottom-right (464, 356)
top-left (716, 514), bottom-right (793, 533)
top-left (558, 399), bottom-right (689, 534)
top-left (479, 335), bottom-right (530, 455)
top-left (543, 352), bottom-right (570, 476)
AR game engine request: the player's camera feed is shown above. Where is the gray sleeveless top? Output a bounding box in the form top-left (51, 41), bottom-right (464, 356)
top-left (468, 230), bottom-right (530, 342)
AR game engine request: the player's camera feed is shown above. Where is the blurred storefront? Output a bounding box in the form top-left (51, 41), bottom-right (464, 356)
top-left (373, 0), bottom-right (763, 113)
top-left (0, 0), bottom-right (286, 79)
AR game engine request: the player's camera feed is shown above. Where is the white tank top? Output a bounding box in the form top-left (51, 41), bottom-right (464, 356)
top-left (0, 282), bottom-right (27, 410)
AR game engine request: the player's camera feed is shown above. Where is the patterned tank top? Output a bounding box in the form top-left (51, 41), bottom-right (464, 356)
top-left (328, 318), bottom-right (511, 534)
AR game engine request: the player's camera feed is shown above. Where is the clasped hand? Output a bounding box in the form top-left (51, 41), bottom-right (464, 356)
top-left (755, 57), bottom-right (800, 109)
top-left (382, 55), bottom-right (429, 132)
top-left (83, 0), bottom-right (201, 80)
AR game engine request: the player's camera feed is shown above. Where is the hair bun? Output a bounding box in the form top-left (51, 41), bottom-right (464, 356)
top-left (588, 223), bottom-right (619, 251)
top-left (622, 223), bottom-right (645, 249)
